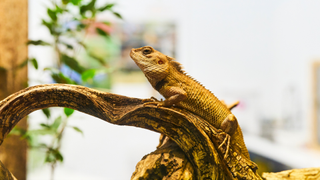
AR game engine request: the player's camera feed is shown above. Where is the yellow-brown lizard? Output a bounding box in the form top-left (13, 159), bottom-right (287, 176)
top-left (130, 46), bottom-right (258, 179)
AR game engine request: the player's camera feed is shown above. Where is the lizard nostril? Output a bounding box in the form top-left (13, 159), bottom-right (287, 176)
top-left (131, 48), bottom-right (139, 53)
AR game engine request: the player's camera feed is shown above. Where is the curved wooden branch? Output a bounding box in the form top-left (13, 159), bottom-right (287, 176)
top-left (262, 167), bottom-right (320, 179)
top-left (0, 84), bottom-right (236, 179)
top-left (2, 84), bottom-right (319, 180)
top-left (0, 161), bottom-right (16, 180)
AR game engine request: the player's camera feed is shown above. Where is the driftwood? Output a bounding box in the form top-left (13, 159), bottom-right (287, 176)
top-left (0, 84), bottom-right (233, 179)
top-left (0, 84), bottom-right (318, 179)
top-left (262, 167), bottom-right (320, 179)
top-left (131, 138), bottom-right (195, 179)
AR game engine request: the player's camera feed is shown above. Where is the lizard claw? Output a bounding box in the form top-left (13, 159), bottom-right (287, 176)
top-left (142, 96), bottom-right (158, 102)
top-left (150, 96), bottom-right (159, 102)
top-left (143, 96), bottom-right (166, 107)
top-left (218, 133), bottom-right (231, 160)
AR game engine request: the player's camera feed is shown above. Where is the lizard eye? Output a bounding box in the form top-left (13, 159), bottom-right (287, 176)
top-left (158, 60), bottom-right (164, 64)
top-left (142, 48), bottom-right (152, 55)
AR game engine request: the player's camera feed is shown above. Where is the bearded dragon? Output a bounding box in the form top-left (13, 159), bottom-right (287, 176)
top-left (130, 46), bottom-right (255, 173)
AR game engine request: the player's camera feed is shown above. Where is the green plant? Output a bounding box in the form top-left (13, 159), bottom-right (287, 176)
top-left (10, 0), bottom-right (122, 179)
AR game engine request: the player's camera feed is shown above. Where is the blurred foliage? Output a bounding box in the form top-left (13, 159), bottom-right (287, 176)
top-left (9, 0), bottom-right (122, 179)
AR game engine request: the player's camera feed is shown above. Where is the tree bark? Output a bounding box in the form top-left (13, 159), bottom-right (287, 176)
top-left (0, 160), bottom-right (17, 180)
top-left (0, 0), bottom-right (28, 179)
top-left (131, 138), bottom-right (195, 180)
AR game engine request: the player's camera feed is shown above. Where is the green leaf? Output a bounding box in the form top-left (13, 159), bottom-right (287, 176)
top-left (96, 27), bottom-right (109, 37)
top-left (62, 0), bottom-right (82, 5)
top-left (47, 9), bottom-right (57, 21)
top-left (8, 127), bottom-right (26, 136)
top-left (113, 12), bottom-right (122, 19)
top-left (42, 20), bottom-right (54, 34)
top-left (52, 72), bottom-right (77, 84)
top-left (45, 148), bottom-right (63, 163)
top-left (18, 59), bottom-right (29, 69)
top-left (8, 128), bottom-right (21, 136)
top-left (51, 116), bottom-right (62, 130)
top-left (18, 58), bottom-right (38, 69)
top-left (81, 69), bottom-right (96, 82)
top-left (27, 40), bottom-right (51, 46)
top-left (80, 0), bottom-right (96, 16)
top-left (44, 67), bottom-right (55, 72)
top-left (45, 68), bottom-right (77, 84)
top-left (70, 0), bottom-right (82, 5)
top-left (102, 21), bottom-right (111, 26)
top-left (38, 143), bottom-right (49, 148)
top-left (72, 126), bottom-right (83, 135)
top-left (42, 108), bottom-right (51, 119)
top-left (40, 123), bottom-right (50, 129)
top-left (64, 108), bottom-right (74, 117)
top-left (60, 42), bottom-right (73, 49)
top-left (55, 5), bottom-right (64, 14)
top-left (45, 153), bottom-right (55, 163)
top-left (61, 54), bottom-right (85, 74)
top-left (30, 58), bottom-right (38, 69)
top-left (66, 44), bottom-right (73, 49)
top-left (98, 3), bottom-right (114, 11)
top-left (77, 41), bottom-right (87, 48)
top-left (34, 129), bottom-right (55, 135)
top-left (62, 0), bottom-right (69, 5)
top-left (87, 52), bottom-right (105, 65)
top-left (76, 22), bottom-right (87, 31)
top-left (55, 150), bottom-right (64, 162)
top-left (24, 129), bottom-right (55, 138)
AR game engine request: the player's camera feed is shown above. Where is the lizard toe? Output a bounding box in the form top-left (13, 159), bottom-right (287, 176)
top-left (143, 101), bottom-right (161, 107)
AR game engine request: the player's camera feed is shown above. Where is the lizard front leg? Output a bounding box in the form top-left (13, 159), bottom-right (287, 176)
top-left (144, 86), bottom-right (187, 107)
top-left (221, 114), bottom-right (237, 135)
top-left (218, 114), bottom-right (238, 159)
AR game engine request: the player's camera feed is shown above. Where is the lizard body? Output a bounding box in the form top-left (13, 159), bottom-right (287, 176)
top-left (130, 46), bottom-right (250, 161)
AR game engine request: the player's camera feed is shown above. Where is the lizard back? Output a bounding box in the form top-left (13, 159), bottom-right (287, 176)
top-left (157, 65), bottom-right (250, 159)
top-left (158, 66), bottom-right (230, 127)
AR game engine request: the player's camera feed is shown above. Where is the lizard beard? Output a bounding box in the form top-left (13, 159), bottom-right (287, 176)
top-left (143, 66), bottom-right (169, 87)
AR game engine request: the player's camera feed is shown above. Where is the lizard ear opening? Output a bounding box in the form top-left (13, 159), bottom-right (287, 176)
top-left (158, 60), bottom-right (164, 64)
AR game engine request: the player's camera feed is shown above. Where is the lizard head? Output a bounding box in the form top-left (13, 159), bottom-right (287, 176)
top-left (130, 46), bottom-right (171, 86)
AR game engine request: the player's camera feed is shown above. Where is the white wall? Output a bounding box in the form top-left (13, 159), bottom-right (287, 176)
top-left (28, 0), bottom-right (320, 179)
top-left (117, 0), bottom-right (320, 144)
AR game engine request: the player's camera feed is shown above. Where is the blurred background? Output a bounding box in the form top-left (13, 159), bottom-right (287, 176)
top-left (1, 0), bottom-right (320, 179)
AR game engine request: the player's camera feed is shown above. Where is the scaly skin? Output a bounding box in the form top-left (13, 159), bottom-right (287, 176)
top-left (130, 46), bottom-right (250, 160)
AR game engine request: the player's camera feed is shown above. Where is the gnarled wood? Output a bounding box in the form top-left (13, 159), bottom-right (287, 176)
top-left (0, 160), bottom-right (17, 180)
top-left (0, 84), bottom-right (235, 179)
top-left (131, 138), bottom-right (195, 180)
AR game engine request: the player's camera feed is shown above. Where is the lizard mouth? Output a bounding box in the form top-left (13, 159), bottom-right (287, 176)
top-left (130, 48), bottom-right (145, 62)
top-left (130, 48), bottom-right (138, 60)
